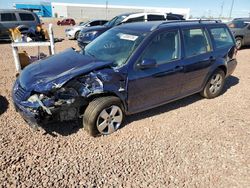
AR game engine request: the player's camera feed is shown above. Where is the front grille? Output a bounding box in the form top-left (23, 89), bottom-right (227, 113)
top-left (15, 84), bottom-right (27, 101)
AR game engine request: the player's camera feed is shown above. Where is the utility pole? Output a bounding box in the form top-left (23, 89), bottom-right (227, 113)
top-left (219, 1), bottom-right (224, 18)
top-left (105, 0), bottom-right (108, 20)
top-left (229, 0), bottom-right (235, 19)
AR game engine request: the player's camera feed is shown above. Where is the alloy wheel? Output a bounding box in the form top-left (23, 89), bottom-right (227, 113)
top-left (209, 74), bottom-right (223, 94)
top-left (96, 105), bottom-right (123, 135)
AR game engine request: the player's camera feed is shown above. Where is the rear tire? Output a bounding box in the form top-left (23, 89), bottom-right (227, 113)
top-left (235, 37), bottom-right (243, 50)
top-left (200, 69), bottom-right (225, 99)
top-left (83, 96), bottom-right (124, 136)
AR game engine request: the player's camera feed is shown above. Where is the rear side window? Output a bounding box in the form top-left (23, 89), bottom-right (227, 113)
top-left (126, 16), bottom-right (144, 23)
top-left (147, 15), bottom-right (165, 21)
top-left (1, 13), bottom-right (17, 21)
top-left (90, 21), bottom-right (100, 26)
top-left (209, 27), bottom-right (234, 48)
top-left (19, 13), bottom-right (35, 21)
top-left (183, 28), bottom-right (211, 57)
top-left (228, 20), bottom-right (248, 28)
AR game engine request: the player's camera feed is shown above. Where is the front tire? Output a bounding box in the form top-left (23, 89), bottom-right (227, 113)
top-left (200, 69), bottom-right (225, 99)
top-left (75, 31), bottom-right (80, 40)
top-left (83, 96), bottom-right (124, 136)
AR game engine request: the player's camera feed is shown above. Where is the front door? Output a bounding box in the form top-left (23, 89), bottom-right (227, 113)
top-left (127, 29), bottom-right (183, 113)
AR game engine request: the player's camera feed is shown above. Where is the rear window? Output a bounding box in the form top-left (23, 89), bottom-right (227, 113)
top-left (126, 16), bottom-right (144, 23)
top-left (1, 13), bottom-right (17, 21)
top-left (228, 20), bottom-right (249, 28)
top-left (147, 15), bottom-right (165, 21)
top-left (209, 27), bottom-right (234, 48)
top-left (19, 13), bottom-right (35, 21)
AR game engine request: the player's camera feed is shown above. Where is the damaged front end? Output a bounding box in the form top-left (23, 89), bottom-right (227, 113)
top-left (12, 69), bottom-right (123, 129)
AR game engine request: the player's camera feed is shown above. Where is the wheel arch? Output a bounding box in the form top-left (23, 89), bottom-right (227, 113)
top-left (80, 91), bottom-right (127, 115)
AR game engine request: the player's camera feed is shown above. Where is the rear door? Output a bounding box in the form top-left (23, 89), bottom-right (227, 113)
top-left (244, 22), bottom-right (250, 44)
top-left (180, 27), bottom-right (215, 95)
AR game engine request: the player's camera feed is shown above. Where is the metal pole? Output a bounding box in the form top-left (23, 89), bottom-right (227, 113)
top-left (105, 1), bottom-right (108, 20)
top-left (219, 1), bottom-right (224, 18)
top-left (229, 0), bottom-right (235, 19)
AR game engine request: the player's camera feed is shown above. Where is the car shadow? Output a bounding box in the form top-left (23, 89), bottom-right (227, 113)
top-left (240, 45), bottom-right (250, 50)
top-left (0, 96), bottom-right (9, 116)
top-left (123, 75), bottom-right (239, 129)
top-left (41, 119), bottom-right (83, 137)
top-left (39, 75), bottom-right (239, 137)
top-left (0, 40), bottom-right (11, 44)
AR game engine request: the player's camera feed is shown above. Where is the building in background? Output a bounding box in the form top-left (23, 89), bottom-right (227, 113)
top-left (51, 2), bottom-right (190, 19)
top-left (14, 2), bottom-right (190, 19)
top-left (14, 2), bottom-right (52, 17)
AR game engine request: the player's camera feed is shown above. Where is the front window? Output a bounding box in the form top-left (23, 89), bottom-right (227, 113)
top-left (139, 30), bottom-right (180, 65)
top-left (82, 28), bottom-right (147, 68)
top-left (19, 13), bottom-right (35, 21)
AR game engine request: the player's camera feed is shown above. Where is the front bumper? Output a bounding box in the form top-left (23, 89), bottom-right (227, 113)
top-left (65, 30), bottom-right (75, 39)
top-left (12, 80), bottom-right (85, 128)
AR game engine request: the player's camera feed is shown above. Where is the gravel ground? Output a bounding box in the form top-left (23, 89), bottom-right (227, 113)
top-left (0, 23), bottom-right (249, 187)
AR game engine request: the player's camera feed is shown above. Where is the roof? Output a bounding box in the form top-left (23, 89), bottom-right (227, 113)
top-left (116, 20), bottom-right (226, 33)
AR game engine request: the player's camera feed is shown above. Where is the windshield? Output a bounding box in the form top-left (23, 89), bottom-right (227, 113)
top-left (82, 28), bottom-right (147, 68)
top-left (228, 20), bottom-right (250, 28)
top-left (104, 15), bottom-right (127, 27)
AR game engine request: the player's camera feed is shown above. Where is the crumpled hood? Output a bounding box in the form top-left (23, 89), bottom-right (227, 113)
top-left (19, 48), bottom-right (113, 92)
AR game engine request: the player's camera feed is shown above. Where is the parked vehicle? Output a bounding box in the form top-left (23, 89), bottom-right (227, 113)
top-left (12, 20), bottom-right (237, 136)
top-left (57, 18), bottom-right (75, 26)
top-left (65, 19), bottom-right (108, 40)
top-left (0, 9), bottom-right (41, 40)
top-left (77, 12), bottom-right (185, 49)
top-left (228, 18), bottom-right (250, 49)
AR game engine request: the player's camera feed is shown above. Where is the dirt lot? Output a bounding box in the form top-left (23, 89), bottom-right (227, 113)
top-left (0, 23), bottom-right (249, 187)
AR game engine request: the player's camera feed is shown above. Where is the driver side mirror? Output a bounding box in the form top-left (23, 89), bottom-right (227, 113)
top-left (138, 59), bottom-right (157, 70)
top-left (247, 24), bottom-right (250, 30)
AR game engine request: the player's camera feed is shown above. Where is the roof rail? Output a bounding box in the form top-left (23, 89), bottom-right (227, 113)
top-left (152, 19), bottom-right (222, 31)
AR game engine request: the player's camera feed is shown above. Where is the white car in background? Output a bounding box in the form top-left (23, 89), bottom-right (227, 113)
top-left (65, 19), bottom-right (108, 39)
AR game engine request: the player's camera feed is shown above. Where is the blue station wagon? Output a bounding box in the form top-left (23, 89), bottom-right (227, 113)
top-left (12, 20), bottom-right (237, 136)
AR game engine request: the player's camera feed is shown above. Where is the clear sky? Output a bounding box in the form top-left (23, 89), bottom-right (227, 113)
top-left (1, 0), bottom-right (250, 18)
